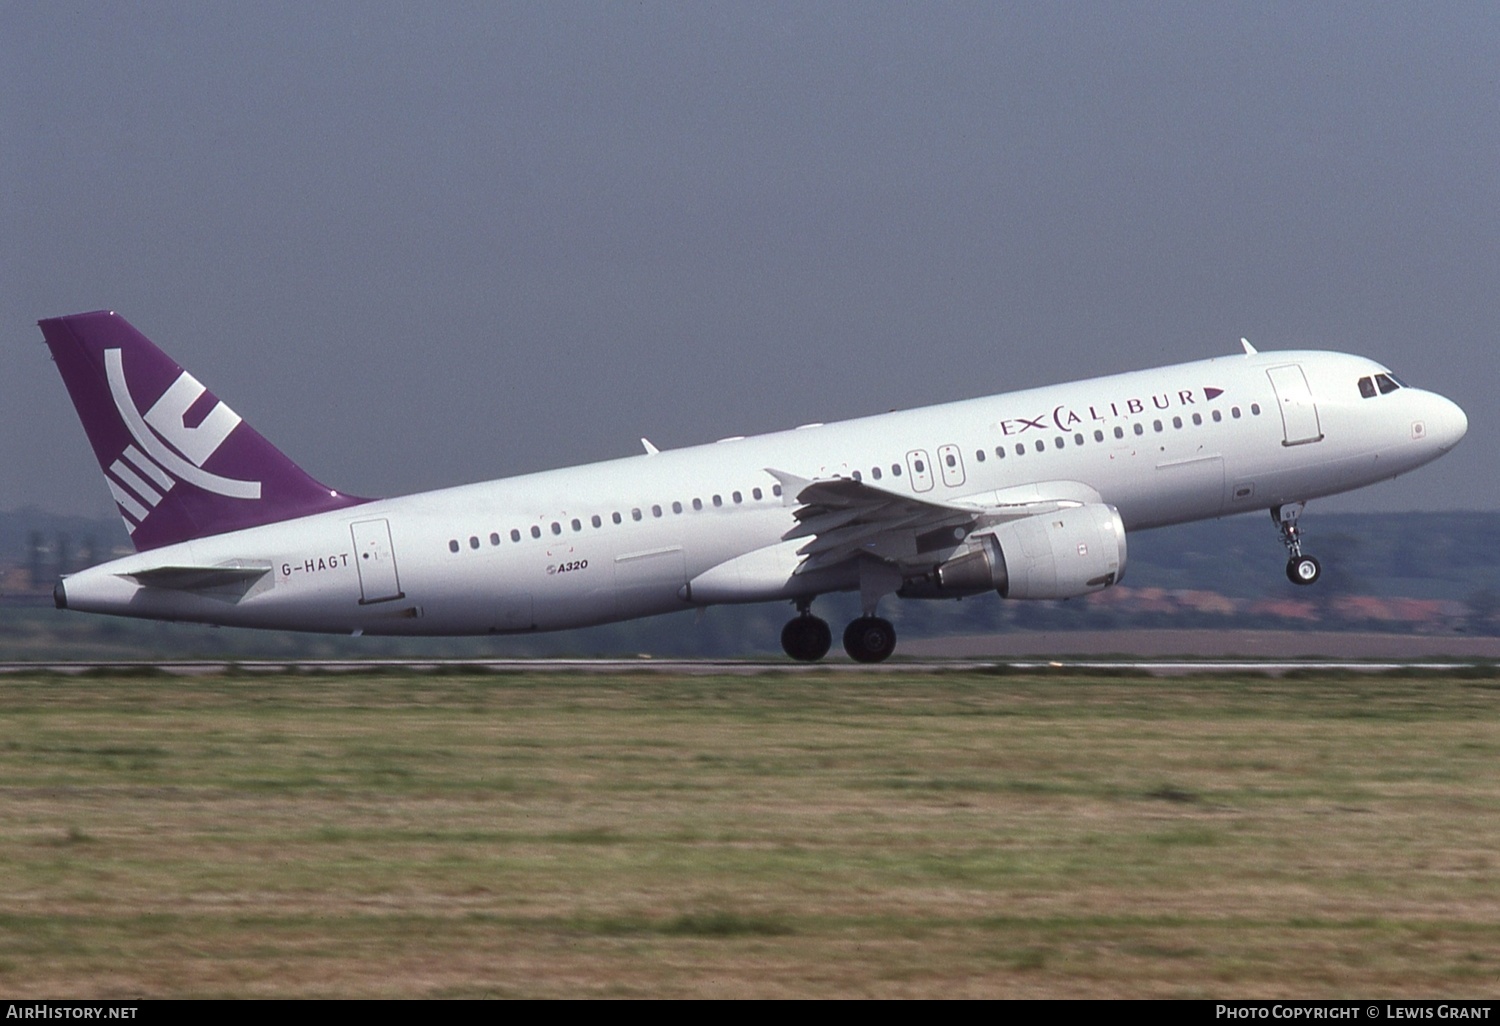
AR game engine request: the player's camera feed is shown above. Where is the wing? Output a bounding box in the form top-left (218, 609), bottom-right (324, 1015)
top-left (764, 468), bottom-right (1103, 575)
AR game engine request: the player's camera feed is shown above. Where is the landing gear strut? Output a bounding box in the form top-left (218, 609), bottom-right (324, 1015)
top-left (843, 559), bottom-right (899, 663)
top-left (843, 616), bottom-right (897, 664)
top-left (781, 599), bottom-right (832, 662)
top-left (1273, 503), bottom-right (1321, 586)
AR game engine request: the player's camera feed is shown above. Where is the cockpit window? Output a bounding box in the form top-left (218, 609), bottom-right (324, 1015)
top-left (1359, 373), bottom-right (1405, 398)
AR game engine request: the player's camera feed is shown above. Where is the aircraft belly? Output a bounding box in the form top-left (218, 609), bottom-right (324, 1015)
top-left (612, 546), bottom-right (689, 620)
top-left (1250, 445), bottom-right (1418, 507)
top-left (1142, 454), bottom-right (1226, 526)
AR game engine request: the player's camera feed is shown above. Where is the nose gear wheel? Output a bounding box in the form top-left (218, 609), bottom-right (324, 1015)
top-left (1273, 503), bottom-right (1321, 586)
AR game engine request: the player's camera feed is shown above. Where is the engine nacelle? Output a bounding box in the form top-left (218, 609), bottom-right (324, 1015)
top-left (899, 502), bottom-right (1126, 600)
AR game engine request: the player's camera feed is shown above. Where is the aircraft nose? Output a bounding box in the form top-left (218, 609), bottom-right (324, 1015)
top-left (1424, 393), bottom-right (1468, 451)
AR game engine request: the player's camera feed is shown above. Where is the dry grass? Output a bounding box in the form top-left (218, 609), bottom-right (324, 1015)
top-left (0, 669), bottom-right (1497, 997)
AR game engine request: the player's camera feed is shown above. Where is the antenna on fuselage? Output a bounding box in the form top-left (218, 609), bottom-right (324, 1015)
top-left (1240, 337), bottom-right (1258, 355)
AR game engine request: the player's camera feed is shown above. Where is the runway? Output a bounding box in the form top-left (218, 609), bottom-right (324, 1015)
top-left (0, 657), bottom-right (1485, 676)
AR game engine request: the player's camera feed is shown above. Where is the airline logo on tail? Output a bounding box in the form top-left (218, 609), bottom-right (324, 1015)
top-left (104, 346), bottom-right (261, 533)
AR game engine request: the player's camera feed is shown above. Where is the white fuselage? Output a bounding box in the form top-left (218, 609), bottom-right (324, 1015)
top-left (58, 349), bottom-right (1468, 636)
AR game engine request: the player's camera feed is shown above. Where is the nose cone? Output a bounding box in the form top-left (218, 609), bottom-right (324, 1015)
top-left (1427, 394), bottom-right (1468, 452)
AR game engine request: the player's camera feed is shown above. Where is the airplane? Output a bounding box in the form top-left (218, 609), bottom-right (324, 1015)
top-left (40, 311), bottom-right (1467, 662)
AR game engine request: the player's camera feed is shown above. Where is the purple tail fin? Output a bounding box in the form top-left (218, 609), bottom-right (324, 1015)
top-left (39, 311), bottom-right (368, 551)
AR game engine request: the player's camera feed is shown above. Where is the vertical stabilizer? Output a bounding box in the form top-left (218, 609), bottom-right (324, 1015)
top-left (39, 311), bottom-right (367, 550)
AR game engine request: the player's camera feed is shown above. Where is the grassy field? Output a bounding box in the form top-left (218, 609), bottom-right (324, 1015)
top-left (0, 667), bottom-right (1497, 998)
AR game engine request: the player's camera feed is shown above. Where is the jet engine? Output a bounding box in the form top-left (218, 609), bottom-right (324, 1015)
top-left (899, 502), bottom-right (1126, 600)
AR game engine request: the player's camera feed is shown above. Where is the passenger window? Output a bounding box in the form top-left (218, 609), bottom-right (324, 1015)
top-left (612, 512), bottom-right (622, 525)
top-left (1053, 436), bottom-right (1063, 448)
top-left (1212, 410), bottom-right (1222, 422)
top-left (975, 449), bottom-right (985, 462)
top-left (1133, 423), bottom-right (1144, 436)
top-left (1172, 416), bottom-right (1182, 429)
top-left (1192, 413), bottom-right (1202, 426)
top-left (490, 532), bottom-right (500, 546)
top-left (550, 522), bottom-right (561, 535)
top-left (671, 502), bottom-right (682, 515)
top-left (1359, 376), bottom-right (1377, 398)
top-left (571, 518), bottom-right (582, 532)
top-left (913, 459), bottom-right (925, 473)
top-left (511, 529), bottom-right (521, 542)
top-left (1250, 403), bottom-right (1260, 415)
top-left (692, 498), bottom-right (703, 511)
top-left (1153, 420), bottom-right (1163, 432)
top-left (852, 470), bottom-right (862, 481)
top-left (1232, 407), bottom-right (1241, 419)
top-left (890, 466), bottom-right (902, 477)
top-left (713, 495), bottom-right (723, 507)
top-left (1015, 443), bottom-right (1025, 456)
top-left (1034, 440), bottom-right (1045, 452)
top-left (531, 525), bottom-right (542, 539)
top-left (1075, 433), bottom-right (1085, 445)
top-left (995, 446), bottom-right (1005, 459)
top-left (944, 454), bottom-right (956, 467)
top-left (732, 491), bottom-right (742, 503)
top-left (772, 485), bottom-right (783, 496)
top-left (448, 539), bottom-right (459, 553)
top-left (871, 467), bottom-right (882, 479)
top-left (469, 536), bottom-right (480, 549)
top-left (591, 515), bottom-right (602, 528)
top-left (752, 488), bottom-right (763, 500)
top-left (632, 508), bottom-right (642, 521)
top-left (652, 505), bottom-right (663, 518)
top-left (1113, 427), bottom-right (1124, 439)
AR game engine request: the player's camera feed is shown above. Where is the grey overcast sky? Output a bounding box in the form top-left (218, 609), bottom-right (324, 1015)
top-left (3, 1), bottom-right (1496, 520)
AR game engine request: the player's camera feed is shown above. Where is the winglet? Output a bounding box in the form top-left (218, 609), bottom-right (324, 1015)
top-left (1240, 337), bottom-right (1258, 355)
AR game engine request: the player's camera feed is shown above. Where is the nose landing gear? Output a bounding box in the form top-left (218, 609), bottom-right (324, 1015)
top-left (1273, 503), bottom-right (1322, 586)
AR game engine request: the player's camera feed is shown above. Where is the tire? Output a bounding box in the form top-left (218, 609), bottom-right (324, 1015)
top-left (843, 616), bottom-right (897, 663)
top-left (1286, 555), bottom-right (1322, 586)
top-left (781, 616), bottom-right (832, 661)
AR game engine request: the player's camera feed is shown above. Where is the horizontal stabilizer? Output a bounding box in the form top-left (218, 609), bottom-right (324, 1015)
top-left (122, 562), bottom-right (272, 591)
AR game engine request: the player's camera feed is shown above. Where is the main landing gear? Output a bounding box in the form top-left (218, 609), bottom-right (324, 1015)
top-left (781, 600), bottom-right (832, 662)
top-left (843, 616), bottom-right (897, 664)
top-left (1273, 503), bottom-right (1322, 586)
top-left (780, 600), bottom-right (897, 663)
